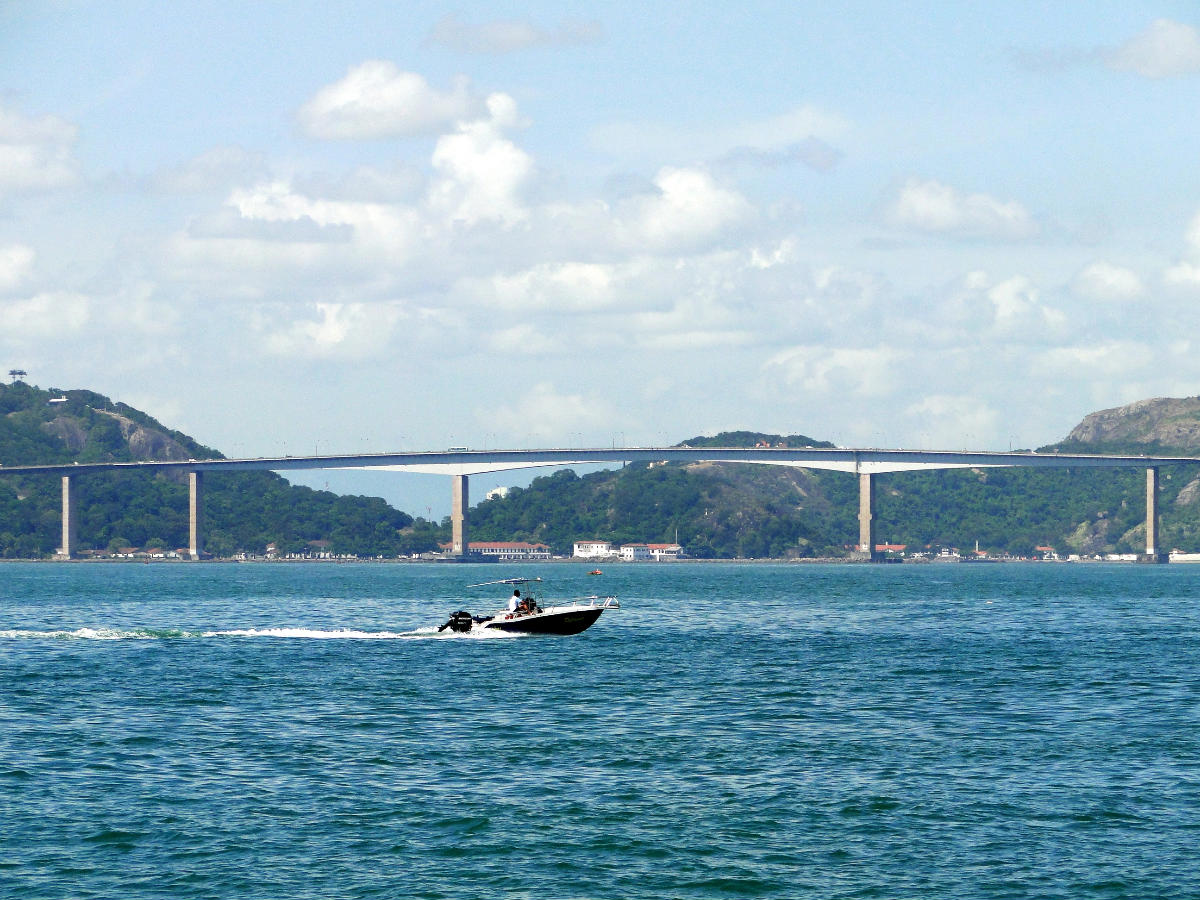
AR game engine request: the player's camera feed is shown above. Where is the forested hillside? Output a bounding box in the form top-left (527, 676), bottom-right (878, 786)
top-left (0, 382), bottom-right (438, 558)
top-left (6, 381), bottom-right (1200, 560)
top-left (469, 408), bottom-right (1200, 557)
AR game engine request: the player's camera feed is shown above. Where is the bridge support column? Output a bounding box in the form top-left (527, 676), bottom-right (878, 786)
top-left (188, 471), bottom-right (204, 560)
top-left (856, 471), bottom-right (879, 561)
top-left (58, 475), bottom-right (76, 559)
top-left (451, 474), bottom-right (469, 557)
top-left (1140, 466), bottom-right (1166, 563)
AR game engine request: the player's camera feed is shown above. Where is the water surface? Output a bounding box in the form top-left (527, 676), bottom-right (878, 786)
top-left (2, 562), bottom-right (1199, 898)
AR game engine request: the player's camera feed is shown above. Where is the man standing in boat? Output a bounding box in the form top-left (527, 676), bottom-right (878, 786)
top-left (508, 589), bottom-right (522, 614)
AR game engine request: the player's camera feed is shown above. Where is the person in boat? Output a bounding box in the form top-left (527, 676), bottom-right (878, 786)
top-left (508, 589), bottom-right (522, 614)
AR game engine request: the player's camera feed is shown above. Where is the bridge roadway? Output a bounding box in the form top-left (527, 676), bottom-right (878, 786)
top-left (3, 446), bottom-right (1198, 560)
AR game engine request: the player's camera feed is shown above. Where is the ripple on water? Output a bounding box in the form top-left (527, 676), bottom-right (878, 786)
top-left (3, 563), bottom-right (1200, 899)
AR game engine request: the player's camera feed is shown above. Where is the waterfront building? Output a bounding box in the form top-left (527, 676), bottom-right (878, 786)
top-left (573, 540), bottom-right (616, 559)
top-left (647, 543), bottom-right (683, 560)
top-left (468, 541), bottom-right (552, 561)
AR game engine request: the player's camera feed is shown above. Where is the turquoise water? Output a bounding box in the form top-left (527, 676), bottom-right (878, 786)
top-left (2, 562), bottom-right (1199, 898)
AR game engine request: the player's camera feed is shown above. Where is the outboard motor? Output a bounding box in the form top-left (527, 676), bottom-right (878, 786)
top-left (439, 610), bottom-right (474, 633)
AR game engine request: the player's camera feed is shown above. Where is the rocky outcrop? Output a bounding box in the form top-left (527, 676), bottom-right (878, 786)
top-left (1065, 517), bottom-right (1110, 555)
top-left (1176, 476), bottom-right (1200, 507)
top-left (41, 417), bottom-right (88, 452)
top-left (1065, 397), bottom-right (1200, 451)
top-left (96, 409), bottom-right (191, 461)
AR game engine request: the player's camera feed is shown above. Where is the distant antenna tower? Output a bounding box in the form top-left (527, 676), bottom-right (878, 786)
top-left (8, 369), bottom-right (27, 382)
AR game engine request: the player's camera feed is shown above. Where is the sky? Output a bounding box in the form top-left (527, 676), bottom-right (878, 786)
top-left (3, 2), bottom-right (1200, 516)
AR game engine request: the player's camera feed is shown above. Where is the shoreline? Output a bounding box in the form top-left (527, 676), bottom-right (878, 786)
top-left (0, 555), bottom-right (1187, 565)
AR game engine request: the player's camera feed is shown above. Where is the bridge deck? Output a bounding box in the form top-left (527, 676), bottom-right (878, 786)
top-left (3, 446), bottom-right (1198, 477)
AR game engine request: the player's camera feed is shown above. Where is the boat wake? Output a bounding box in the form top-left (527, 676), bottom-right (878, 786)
top-left (0, 625), bottom-right (522, 642)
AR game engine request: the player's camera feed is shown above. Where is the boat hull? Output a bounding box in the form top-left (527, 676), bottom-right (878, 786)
top-left (482, 607), bottom-right (606, 635)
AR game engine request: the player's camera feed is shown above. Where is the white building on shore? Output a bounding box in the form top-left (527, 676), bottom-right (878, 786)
top-left (647, 543), bottom-right (683, 561)
top-left (573, 540), bottom-right (616, 559)
top-left (579, 541), bottom-right (684, 561)
top-left (464, 541), bottom-right (552, 560)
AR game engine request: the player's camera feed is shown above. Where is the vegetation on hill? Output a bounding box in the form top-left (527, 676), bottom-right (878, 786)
top-left (5, 383), bottom-right (1200, 560)
top-left (470, 417), bottom-right (1200, 557)
top-left (0, 381), bottom-right (436, 558)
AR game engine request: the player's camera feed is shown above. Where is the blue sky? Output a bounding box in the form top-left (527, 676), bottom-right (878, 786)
top-left (4, 3), bottom-right (1200, 514)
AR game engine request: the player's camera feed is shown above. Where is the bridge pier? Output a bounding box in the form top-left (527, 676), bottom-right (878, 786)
top-left (1140, 466), bottom-right (1166, 563)
top-left (451, 474), bottom-right (469, 557)
top-left (189, 471), bottom-right (204, 560)
top-left (856, 470), bottom-right (880, 561)
top-left (58, 475), bottom-right (76, 559)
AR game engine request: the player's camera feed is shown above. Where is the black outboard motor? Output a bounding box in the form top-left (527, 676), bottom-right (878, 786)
top-left (439, 610), bottom-right (474, 633)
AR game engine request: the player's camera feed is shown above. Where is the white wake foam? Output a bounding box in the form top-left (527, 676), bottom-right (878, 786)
top-left (0, 625), bottom-right (520, 641)
top-left (0, 627), bottom-right (170, 641)
top-left (205, 626), bottom-right (421, 640)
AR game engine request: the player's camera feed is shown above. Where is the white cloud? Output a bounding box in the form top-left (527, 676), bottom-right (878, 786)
top-left (485, 261), bottom-right (619, 312)
top-left (904, 395), bottom-right (1001, 449)
top-left (165, 232), bottom-right (336, 290)
top-left (0, 104), bottom-right (79, 197)
top-left (1162, 210), bottom-right (1200, 292)
top-left (0, 244), bottom-right (35, 293)
top-left (1031, 341), bottom-right (1155, 379)
top-left (941, 271), bottom-right (1066, 336)
top-left (719, 137), bottom-right (844, 173)
top-left (1071, 262), bottom-right (1145, 302)
top-left (264, 301), bottom-right (406, 358)
top-left (1164, 261), bottom-right (1200, 291)
top-left (625, 274), bottom-right (755, 350)
top-left (761, 346), bottom-right (906, 397)
top-left (729, 106), bottom-right (850, 151)
top-left (479, 382), bottom-right (617, 442)
top-left (486, 323), bottom-right (559, 354)
top-left (114, 283), bottom-right (183, 337)
top-left (987, 276), bottom-right (1038, 325)
top-left (428, 94), bottom-right (533, 225)
top-left (1186, 210), bottom-right (1200, 254)
top-left (635, 328), bottom-right (755, 351)
top-left (298, 62), bottom-right (482, 139)
top-left (0, 291), bottom-right (90, 340)
top-left (154, 146), bottom-right (268, 194)
top-left (120, 394), bottom-right (184, 428)
top-left (166, 177), bottom-right (425, 288)
top-left (228, 180), bottom-right (420, 252)
top-left (886, 177), bottom-right (1037, 240)
top-left (591, 104), bottom-right (847, 165)
top-left (1108, 19), bottom-right (1200, 79)
top-left (426, 15), bottom-right (602, 54)
top-left (298, 162), bottom-right (425, 204)
top-left (617, 167), bottom-right (753, 252)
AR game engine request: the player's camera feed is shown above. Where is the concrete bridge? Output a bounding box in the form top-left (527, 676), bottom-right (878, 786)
top-left (2, 446), bottom-right (1198, 561)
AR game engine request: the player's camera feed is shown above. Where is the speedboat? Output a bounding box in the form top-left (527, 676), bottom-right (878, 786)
top-left (438, 577), bottom-right (620, 636)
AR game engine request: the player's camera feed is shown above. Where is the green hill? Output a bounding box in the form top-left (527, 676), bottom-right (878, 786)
top-left (469, 404), bottom-right (1200, 557)
top-left (0, 381), bottom-right (440, 558)
top-left (5, 382), bottom-right (1200, 560)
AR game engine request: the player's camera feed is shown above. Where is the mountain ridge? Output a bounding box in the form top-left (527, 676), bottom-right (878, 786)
top-left (1060, 397), bottom-right (1200, 453)
top-left (4, 383), bottom-right (1200, 558)
top-left (0, 381), bottom-right (434, 558)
